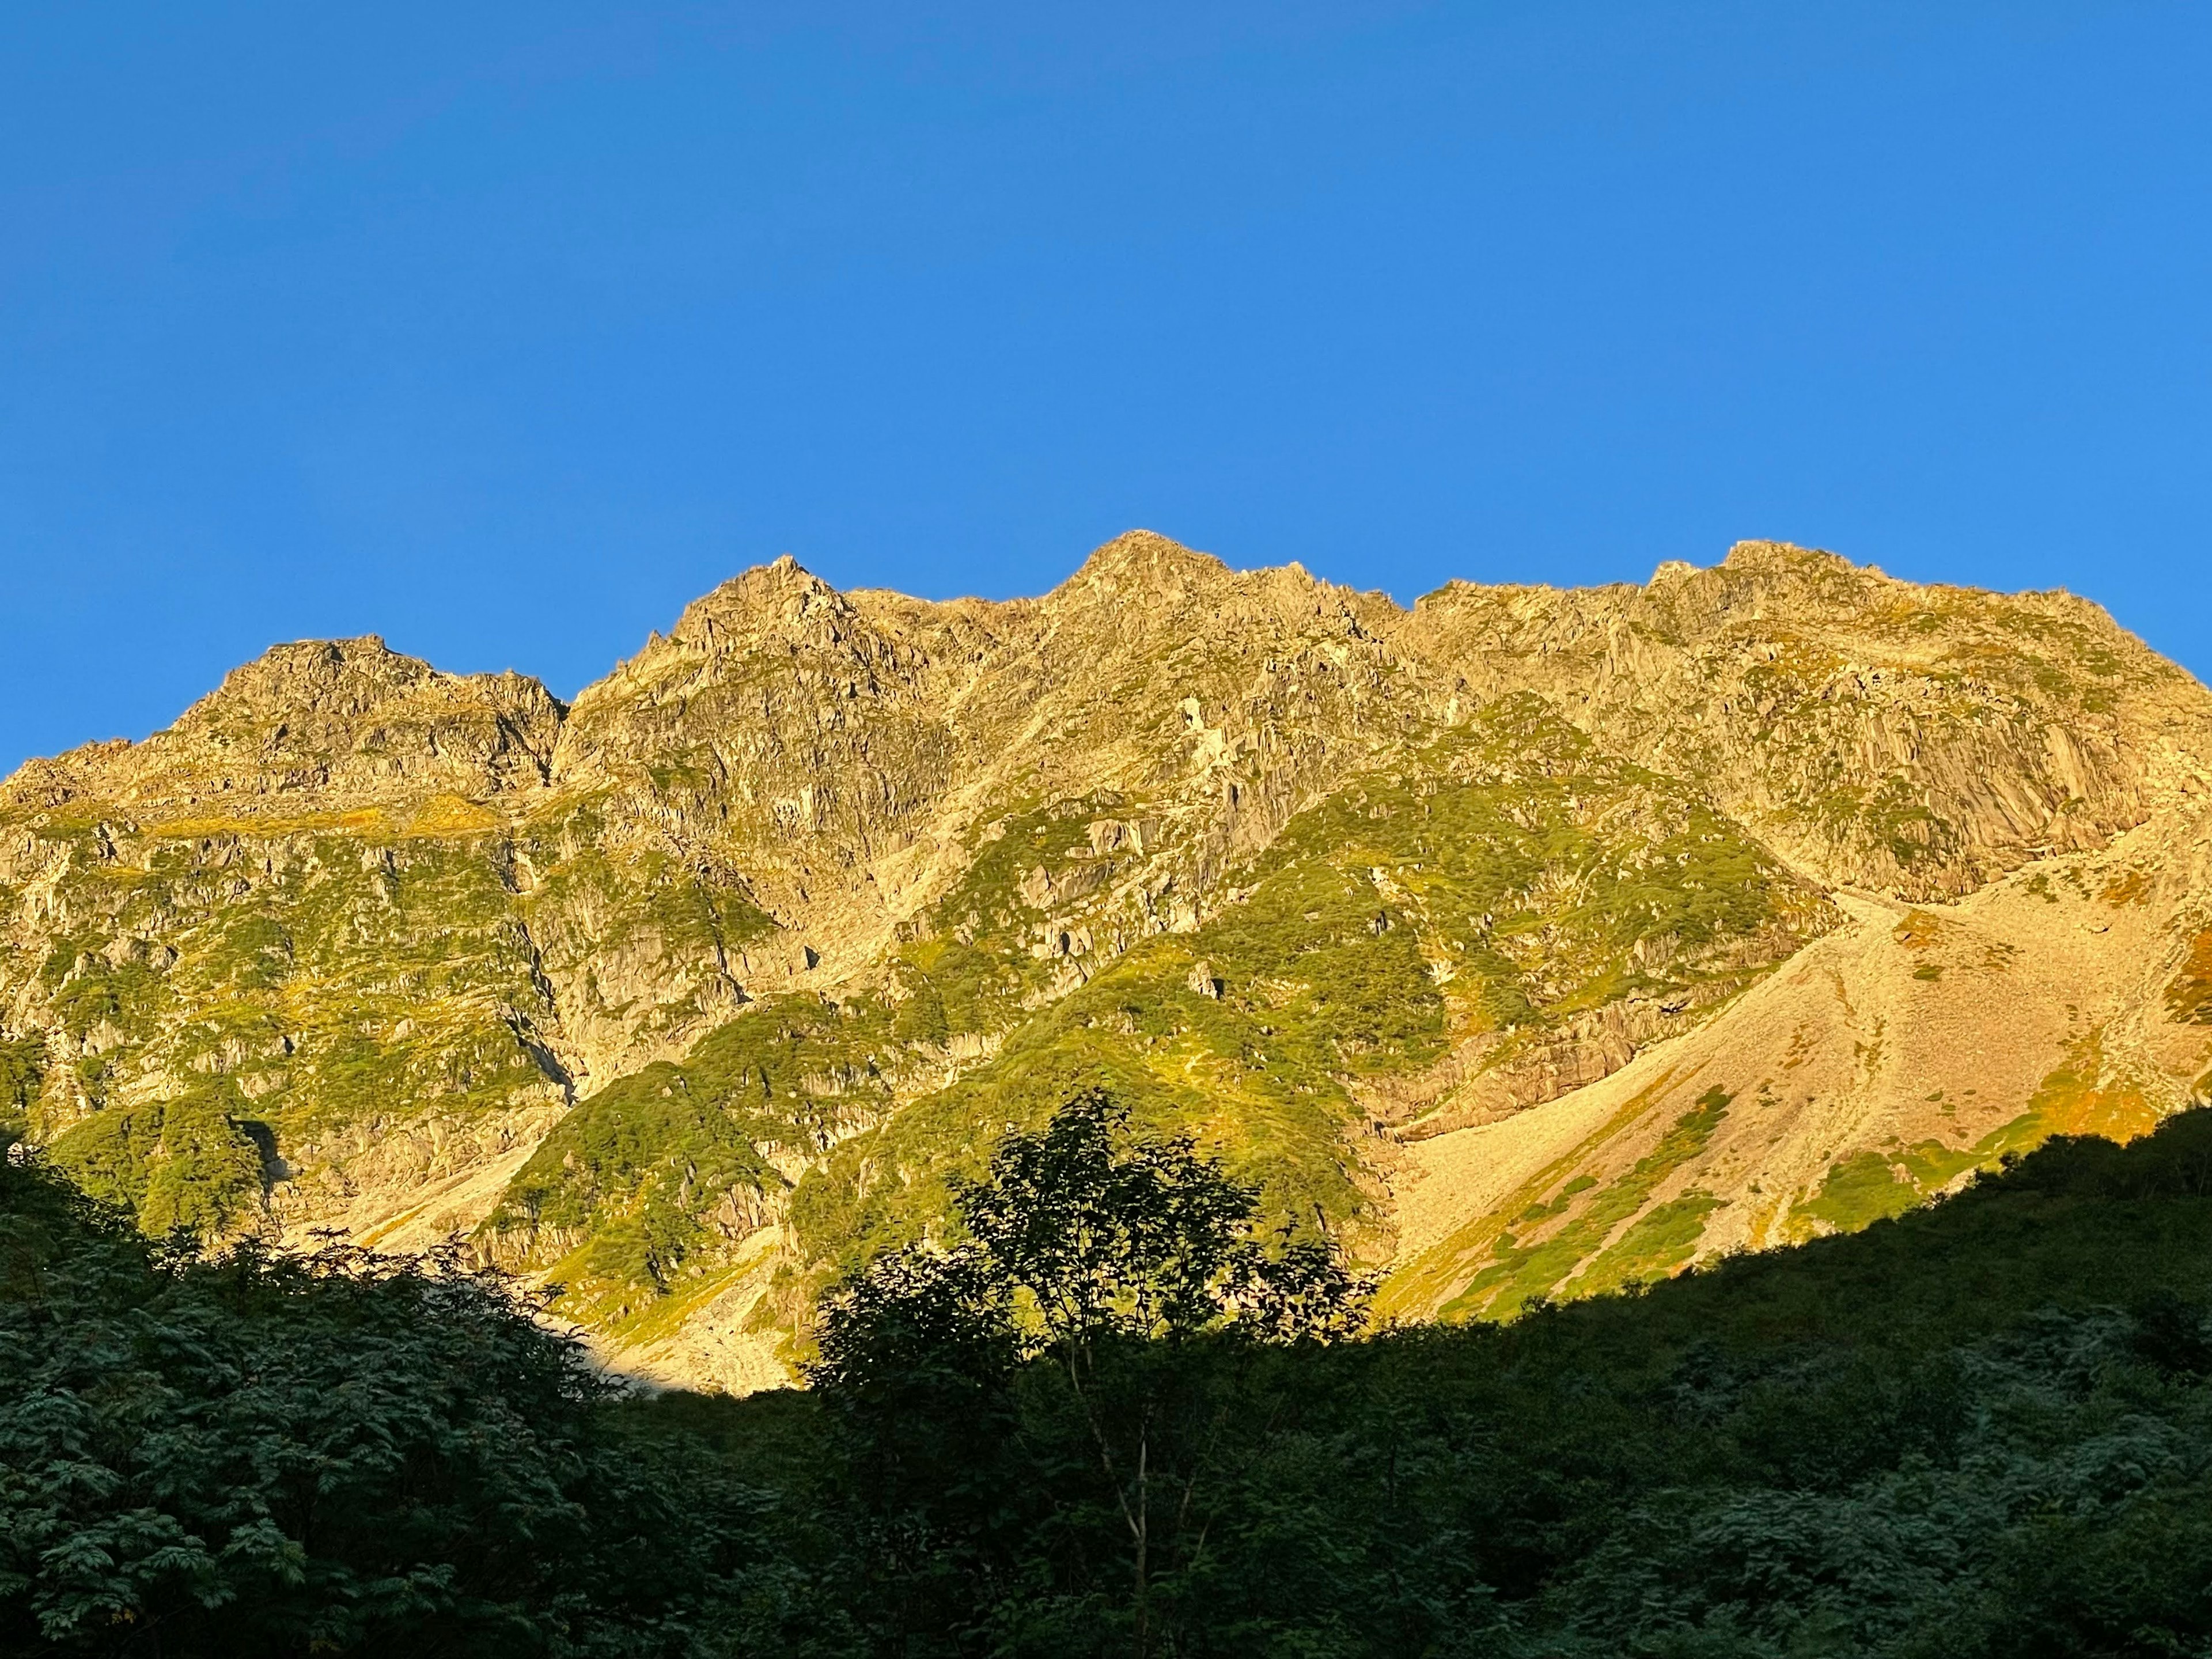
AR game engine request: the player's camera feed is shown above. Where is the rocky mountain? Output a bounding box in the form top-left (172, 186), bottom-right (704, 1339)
top-left (5, 532), bottom-right (2209, 1390)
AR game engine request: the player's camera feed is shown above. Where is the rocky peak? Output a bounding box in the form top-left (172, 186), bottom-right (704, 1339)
top-left (1631, 540), bottom-right (1873, 631)
top-left (1063, 529), bottom-right (1232, 596)
top-left (178, 635), bottom-right (433, 726)
top-left (666, 555), bottom-right (857, 656)
top-left (549, 554), bottom-right (965, 862)
top-left (1, 636), bottom-right (564, 814)
top-left (570, 555), bottom-right (939, 736)
top-left (1718, 538), bottom-right (1858, 575)
top-left (1048, 531), bottom-right (1399, 658)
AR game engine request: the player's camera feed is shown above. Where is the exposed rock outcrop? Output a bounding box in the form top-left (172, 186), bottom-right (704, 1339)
top-left (5, 532), bottom-right (2208, 1391)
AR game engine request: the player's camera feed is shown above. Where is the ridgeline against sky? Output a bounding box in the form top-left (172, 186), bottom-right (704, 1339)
top-left (7, 534), bottom-right (2211, 1387)
top-left (2, 2), bottom-right (2209, 777)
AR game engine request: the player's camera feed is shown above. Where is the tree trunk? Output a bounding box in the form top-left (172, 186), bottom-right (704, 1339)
top-left (1134, 1423), bottom-right (1150, 1658)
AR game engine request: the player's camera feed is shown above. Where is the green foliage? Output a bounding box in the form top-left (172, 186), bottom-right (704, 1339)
top-left (0, 1150), bottom-right (787, 1657)
top-left (190, 908), bottom-right (296, 990)
top-left (1797, 1146), bottom-right (1929, 1233)
top-left (809, 1089), bottom-right (1372, 1653)
top-left (891, 798), bottom-right (1119, 1032)
top-left (483, 993), bottom-right (908, 1325)
top-left (501, 1060), bottom-right (774, 1297)
top-left (789, 942), bottom-right (1377, 1290)
top-left (1189, 855), bottom-right (1444, 1060)
top-left (1, 822), bottom-right (559, 1167)
top-left (0, 1036), bottom-right (43, 1137)
top-left (957, 1089), bottom-right (1369, 1349)
top-left (810, 1088), bottom-right (1370, 1400)
top-left (16, 1086), bottom-right (2212, 1656)
top-left (48, 957), bottom-right (166, 1044)
top-left (1575, 1188), bottom-right (1725, 1295)
top-left (46, 1084), bottom-right (267, 1239)
top-left (1443, 1085), bottom-right (1734, 1317)
top-left (771, 1104), bottom-right (2212, 1658)
top-left (1127, 698), bottom-right (1811, 1064)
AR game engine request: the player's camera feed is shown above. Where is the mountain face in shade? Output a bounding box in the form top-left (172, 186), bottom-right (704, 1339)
top-left (6, 532), bottom-right (2210, 1390)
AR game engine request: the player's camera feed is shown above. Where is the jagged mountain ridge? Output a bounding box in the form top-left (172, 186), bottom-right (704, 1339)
top-left (5, 532), bottom-right (2209, 1389)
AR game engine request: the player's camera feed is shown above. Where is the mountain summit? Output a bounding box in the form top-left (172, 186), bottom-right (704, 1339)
top-left (5, 533), bottom-right (2209, 1388)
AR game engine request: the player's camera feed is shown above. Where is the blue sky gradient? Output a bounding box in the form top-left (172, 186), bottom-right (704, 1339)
top-left (3, 2), bottom-right (2208, 771)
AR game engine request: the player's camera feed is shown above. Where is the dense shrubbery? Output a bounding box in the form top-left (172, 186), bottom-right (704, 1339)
top-left (0, 1131), bottom-right (793, 1657)
top-left (740, 1101), bottom-right (2212, 1657)
top-left (10, 1101), bottom-right (2212, 1655)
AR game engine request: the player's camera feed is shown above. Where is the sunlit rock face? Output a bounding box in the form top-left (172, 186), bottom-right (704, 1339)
top-left (6, 532), bottom-right (2210, 1390)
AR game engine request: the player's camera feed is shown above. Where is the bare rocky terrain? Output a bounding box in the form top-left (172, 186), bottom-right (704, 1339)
top-left (6, 531), bottom-right (2209, 1388)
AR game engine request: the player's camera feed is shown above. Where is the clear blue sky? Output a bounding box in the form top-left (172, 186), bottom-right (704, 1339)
top-left (3, 3), bottom-right (2209, 773)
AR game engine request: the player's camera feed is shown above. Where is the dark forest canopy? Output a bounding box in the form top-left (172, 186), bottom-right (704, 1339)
top-left (7, 1099), bottom-right (2212, 1657)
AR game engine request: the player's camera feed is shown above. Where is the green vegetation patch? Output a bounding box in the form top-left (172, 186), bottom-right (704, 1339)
top-left (490, 1059), bottom-right (775, 1315)
top-left (1241, 696), bottom-right (1815, 1033)
top-left (47, 1082), bottom-right (266, 1240)
top-left (1794, 1149), bottom-right (1930, 1235)
top-left (1791, 1031), bottom-right (2161, 1240)
top-left (189, 908), bottom-right (296, 991)
top-left (1440, 1085), bottom-right (1733, 1320)
top-left (889, 792), bottom-right (1139, 1037)
top-left (484, 992), bottom-right (909, 1327)
top-left (0, 1037), bottom-right (44, 1137)
top-left (1575, 1189), bottom-right (1726, 1297)
top-left (48, 955), bottom-right (168, 1047)
top-left (791, 935), bottom-right (1375, 1291)
top-left (1193, 854), bottom-right (1445, 1060)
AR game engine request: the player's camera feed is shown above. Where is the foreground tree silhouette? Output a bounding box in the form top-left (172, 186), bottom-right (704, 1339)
top-left (809, 1088), bottom-right (1370, 1656)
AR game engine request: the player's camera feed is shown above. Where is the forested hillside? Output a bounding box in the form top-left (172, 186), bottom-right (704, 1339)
top-left (9, 1098), bottom-right (2212, 1656)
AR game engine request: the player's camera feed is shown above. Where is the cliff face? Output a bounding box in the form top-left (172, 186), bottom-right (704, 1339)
top-left (5, 533), bottom-right (2207, 1388)
top-left (1403, 543), bottom-right (2203, 897)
